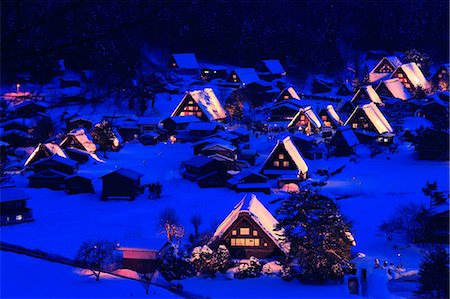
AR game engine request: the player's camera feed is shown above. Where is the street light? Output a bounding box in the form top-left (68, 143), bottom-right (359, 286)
top-left (397, 253), bottom-right (403, 268)
top-left (16, 83), bottom-right (20, 94)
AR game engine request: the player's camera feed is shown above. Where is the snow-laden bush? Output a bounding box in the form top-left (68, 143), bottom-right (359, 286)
top-left (262, 261), bottom-right (283, 276)
top-left (189, 245), bottom-right (230, 278)
top-left (235, 256), bottom-right (262, 279)
top-left (159, 245), bottom-right (193, 281)
top-left (281, 265), bottom-right (295, 281)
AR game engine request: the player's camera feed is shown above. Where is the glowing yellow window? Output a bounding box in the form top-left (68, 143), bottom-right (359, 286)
top-left (283, 161), bottom-right (290, 167)
top-left (253, 230), bottom-right (258, 236)
top-left (240, 228), bottom-right (250, 235)
top-left (273, 161), bottom-right (280, 167)
top-left (232, 230), bottom-right (237, 236)
top-left (278, 154), bottom-right (284, 160)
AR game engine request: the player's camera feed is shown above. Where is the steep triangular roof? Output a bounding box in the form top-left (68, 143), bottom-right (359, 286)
top-left (60, 128), bottom-right (98, 153)
top-left (24, 143), bottom-right (67, 167)
top-left (377, 78), bottom-right (411, 101)
top-left (333, 126), bottom-right (359, 147)
top-left (392, 62), bottom-right (430, 90)
top-left (171, 88), bottom-right (227, 121)
top-left (275, 87), bottom-right (301, 103)
top-left (351, 86), bottom-right (382, 105)
top-left (230, 68), bottom-right (260, 84)
top-left (33, 154), bottom-right (77, 168)
top-left (171, 53), bottom-right (199, 69)
top-left (325, 104), bottom-right (343, 126)
top-left (262, 136), bottom-right (309, 174)
top-left (369, 56), bottom-right (403, 83)
top-left (210, 194), bottom-right (289, 254)
top-left (287, 106), bottom-right (323, 129)
top-left (258, 60), bottom-right (286, 75)
top-left (100, 168), bottom-right (144, 180)
top-left (345, 103), bottom-right (393, 135)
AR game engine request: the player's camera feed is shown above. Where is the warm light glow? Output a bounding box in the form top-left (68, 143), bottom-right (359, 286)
top-left (169, 135), bottom-right (177, 144)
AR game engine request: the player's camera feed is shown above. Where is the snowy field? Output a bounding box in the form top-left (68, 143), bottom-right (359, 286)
top-left (1, 130), bottom-right (448, 297)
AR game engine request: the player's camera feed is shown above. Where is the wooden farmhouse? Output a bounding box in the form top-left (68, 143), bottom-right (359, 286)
top-left (170, 88), bottom-right (227, 122)
top-left (416, 98), bottom-right (449, 127)
top-left (431, 64), bottom-right (449, 91)
top-left (1, 117), bottom-right (36, 132)
top-left (208, 194), bottom-right (289, 259)
top-left (14, 101), bottom-right (47, 117)
top-left (1, 188), bottom-right (34, 226)
top-left (375, 78), bottom-right (411, 105)
top-left (319, 104), bottom-right (343, 129)
top-left (350, 86), bottom-right (383, 107)
top-left (390, 62), bottom-right (431, 92)
top-left (186, 122), bottom-right (219, 138)
top-left (229, 128), bottom-right (251, 143)
top-left (28, 169), bottom-right (68, 190)
top-left (192, 137), bottom-right (233, 155)
top-left (168, 53), bottom-right (199, 73)
top-left (330, 126), bottom-right (359, 157)
top-left (182, 155), bottom-right (227, 188)
top-left (368, 56), bottom-right (403, 83)
top-left (259, 136), bottom-right (308, 179)
top-left (60, 128), bottom-right (98, 153)
top-left (32, 155), bottom-right (77, 175)
top-left (269, 101), bottom-right (303, 122)
top-left (201, 67), bottom-right (228, 81)
top-left (24, 143), bottom-right (67, 167)
top-left (66, 117), bottom-right (93, 132)
top-left (161, 115), bottom-right (201, 133)
top-left (226, 68), bottom-right (261, 85)
top-left (227, 171), bottom-right (270, 194)
top-left (256, 60), bottom-right (286, 81)
top-left (287, 106), bottom-right (323, 134)
top-left (65, 174), bottom-right (94, 194)
top-left (0, 130), bottom-right (34, 148)
top-left (291, 133), bottom-right (324, 160)
top-left (337, 82), bottom-right (353, 96)
top-left (275, 87), bottom-right (301, 104)
top-left (100, 168), bottom-right (144, 201)
top-left (200, 142), bottom-right (237, 160)
top-left (344, 102), bottom-right (394, 145)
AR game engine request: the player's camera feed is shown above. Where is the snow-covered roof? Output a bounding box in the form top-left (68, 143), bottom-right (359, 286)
top-left (345, 103), bottom-right (393, 135)
top-left (352, 86), bottom-right (382, 104)
top-left (229, 127), bottom-right (250, 136)
top-left (370, 56), bottom-right (402, 73)
top-left (227, 170), bottom-right (268, 186)
top-left (33, 154), bottom-right (77, 167)
top-left (1, 118), bottom-right (36, 129)
top-left (288, 106), bottom-right (322, 129)
top-left (210, 194), bottom-right (289, 254)
top-left (63, 128), bottom-right (98, 153)
top-left (284, 87), bottom-right (301, 100)
top-left (0, 188), bottom-right (30, 203)
top-left (231, 68), bottom-right (261, 84)
top-left (202, 143), bottom-right (237, 152)
top-left (24, 143), bottom-right (67, 167)
top-left (262, 136), bottom-right (308, 175)
top-left (172, 88), bottom-right (226, 121)
top-left (1, 129), bottom-right (33, 139)
top-left (326, 104), bottom-right (342, 126)
top-left (15, 101), bottom-right (47, 110)
top-left (171, 53), bottom-right (199, 69)
top-left (101, 168), bottom-right (144, 180)
top-left (168, 115), bottom-right (201, 124)
top-left (271, 100), bottom-right (303, 111)
top-left (258, 60), bottom-right (286, 75)
top-left (379, 78), bottom-right (411, 100)
top-left (186, 121), bottom-right (218, 131)
top-left (394, 62), bottom-right (430, 90)
top-left (183, 155), bottom-right (215, 168)
top-left (336, 126), bottom-right (359, 147)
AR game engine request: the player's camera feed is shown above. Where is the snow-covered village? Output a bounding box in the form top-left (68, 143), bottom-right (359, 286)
top-left (0, 1), bottom-right (449, 298)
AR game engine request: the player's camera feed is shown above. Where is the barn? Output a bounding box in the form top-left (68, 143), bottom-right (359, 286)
top-left (100, 168), bottom-right (144, 201)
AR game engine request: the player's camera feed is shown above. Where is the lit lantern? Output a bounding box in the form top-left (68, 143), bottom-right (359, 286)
top-left (169, 135), bottom-right (177, 144)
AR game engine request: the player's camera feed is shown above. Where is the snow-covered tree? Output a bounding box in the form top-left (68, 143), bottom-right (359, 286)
top-left (235, 256), bottom-right (262, 279)
top-left (74, 240), bottom-right (119, 281)
top-left (90, 121), bottom-right (117, 157)
top-left (405, 49), bottom-right (432, 76)
top-left (189, 245), bottom-right (230, 277)
top-left (159, 245), bottom-right (192, 281)
top-left (159, 208), bottom-right (183, 243)
top-left (275, 188), bottom-right (353, 283)
top-left (416, 246), bottom-right (449, 298)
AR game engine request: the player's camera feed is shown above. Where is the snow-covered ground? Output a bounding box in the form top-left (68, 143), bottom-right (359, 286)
top-left (0, 251), bottom-right (179, 298)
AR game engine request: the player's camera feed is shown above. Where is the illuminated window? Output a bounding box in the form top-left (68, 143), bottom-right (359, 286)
top-left (204, 70), bottom-right (210, 74)
top-left (180, 112), bottom-right (185, 116)
top-left (196, 112), bottom-right (202, 117)
top-left (240, 228), bottom-right (250, 235)
top-left (363, 123), bottom-right (369, 128)
top-left (245, 239), bottom-right (255, 246)
top-left (16, 215), bottom-right (23, 221)
top-left (283, 95), bottom-right (289, 100)
top-left (352, 123), bottom-right (358, 129)
top-left (188, 106), bottom-right (194, 111)
top-left (273, 161), bottom-right (280, 167)
top-left (232, 230), bottom-right (237, 236)
top-left (442, 69), bottom-right (447, 74)
top-left (438, 74), bottom-right (443, 78)
top-left (253, 230), bottom-right (258, 236)
top-left (264, 242), bottom-right (268, 247)
top-left (188, 100), bottom-right (194, 105)
top-left (283, 161), bottom-right (290, 167)
top-left (405, 83), bottom-right (411, 89)
top-left (321, 116), bottom-right (327, 121)
top-left (232, 74), bottom-right (237, 79)
top-left (235, 238), bottom-right (245, 246)
top-left (255, 239), bottom-right (260, 246)
top-left (230, 238), bottom-right (235, 246)
top-left (278, 154), bottom-right (284, 160)
top-left (172, 63), bottom-right (177, 67)
top-left (397, 73), bottom-right (403, 78)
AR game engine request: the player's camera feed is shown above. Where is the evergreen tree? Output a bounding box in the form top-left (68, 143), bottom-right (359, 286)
top-left (275, 188), bottom-right (353, 284)
top-left (423, 181), bottom-right (447, 207)
top-left (91, 121), bottom-right (117, 157)
top-left (416, 246), bottom-right (449, 298)
top-left (159, 245), bottom-right (192, 281)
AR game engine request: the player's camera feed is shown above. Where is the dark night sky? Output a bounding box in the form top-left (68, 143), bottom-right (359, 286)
top-left (1, 0), bottom-right (449, 84)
